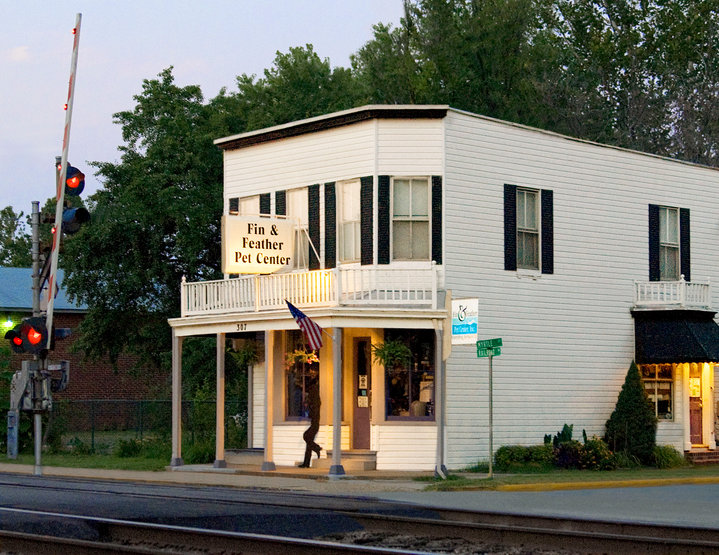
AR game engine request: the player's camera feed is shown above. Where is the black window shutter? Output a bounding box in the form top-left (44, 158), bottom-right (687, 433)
top-left (324, 183), bottom-right (336, 269)
top-left (541, 189), bottom-right (553, 274)
top-left (504, 184), bottom-right (517, 271)
top-left (648, 204), bottom-right (660, 281)
top-left (260, 193), bottom-right (271, 215)
top-left (378, 175), bottom-right (390, 264)
top-left (228, 197), bottom-right (239, 214)
top-left (275, 190), bottom-right (286, 216)
top-left (360, 176), bottom-right (374, 265)
top-left (431, 176), bottom-right (442, 264)
top-left (308, 185), bottom-right (320, 270)
top-left (680, 208), bottom-right (690, 281)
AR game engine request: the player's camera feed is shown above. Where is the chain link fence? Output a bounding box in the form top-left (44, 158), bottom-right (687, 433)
top-left (48, 399), bottom-right (248, 453)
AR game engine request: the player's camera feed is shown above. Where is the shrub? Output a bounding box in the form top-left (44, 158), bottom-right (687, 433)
top-left (551, 424), bottom-right (574, 448)
top-left (555, 440), bottom-right (584, 469)
top-left (67, 436), bottom-right (94, 456)
top-left (605, 361), bottom-right (657, 465)
top-left (528, 444), bottom-right (555, 466)
top-left (494, 445), bottom-right (530, 471)
top-left (653, 445), bottom-right (687, 469)
top-left (581, 436), bottom-right (617, 470)
top-left (614, 451), bottom-right (642, 469)
top-left (115, 438), bottom-right (144, 458)
top-left (184, 439), bottom-right (215, 464)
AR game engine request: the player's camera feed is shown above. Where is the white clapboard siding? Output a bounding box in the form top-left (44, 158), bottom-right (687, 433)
top-left (374, 425), bottom-right (437, 471)
top-left (442, 110), bottom-right (719, 467)
top-left (223, 118), bottom-right (445, 200)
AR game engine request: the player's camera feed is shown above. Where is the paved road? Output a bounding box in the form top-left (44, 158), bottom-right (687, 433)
top-left (374, 484), bottom-right (719, 529)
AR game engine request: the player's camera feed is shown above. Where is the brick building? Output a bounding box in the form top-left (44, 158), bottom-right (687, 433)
top-left (1, 267), bottom-right (164, 401)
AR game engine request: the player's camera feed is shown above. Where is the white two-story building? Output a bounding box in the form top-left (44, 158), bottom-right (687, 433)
top-left (168, 105), bottom-right (719, 473)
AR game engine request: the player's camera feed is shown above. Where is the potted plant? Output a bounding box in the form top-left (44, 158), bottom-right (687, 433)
top-left (371, 338), bottom-right (412, 370)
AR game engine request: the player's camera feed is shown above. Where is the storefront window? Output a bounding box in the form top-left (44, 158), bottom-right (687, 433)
top-left (640, 363), bottom-right (673, 420)
top-left (380, 329), bottom-right (435, 420)
top-left (285, 330), bottom-right (319, 420)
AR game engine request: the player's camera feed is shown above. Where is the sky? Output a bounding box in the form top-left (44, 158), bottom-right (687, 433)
top-left (0, 1), bottom-right (404, 219)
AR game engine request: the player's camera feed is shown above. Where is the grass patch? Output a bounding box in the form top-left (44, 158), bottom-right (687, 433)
top-left (4, 452), bottom-right (167, 472)
top-left (422, 464), bottom-right (719, 491)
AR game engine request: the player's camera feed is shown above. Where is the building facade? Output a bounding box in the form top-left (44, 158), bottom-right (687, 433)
top-left (168, 105), bottom-right (719, 472)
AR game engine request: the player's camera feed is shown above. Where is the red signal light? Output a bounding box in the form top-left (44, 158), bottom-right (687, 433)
top-left (27, 327), bottom-right (43, 345)
top-left (12, 336), bottom-right (22, 347)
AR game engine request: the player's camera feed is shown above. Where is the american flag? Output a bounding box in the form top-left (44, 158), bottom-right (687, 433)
top-left (286, 301), bottom-right (323, 351)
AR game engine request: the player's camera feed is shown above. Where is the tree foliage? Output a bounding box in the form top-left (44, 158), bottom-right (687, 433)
top-left (0, 207), bottom-right (31, 267)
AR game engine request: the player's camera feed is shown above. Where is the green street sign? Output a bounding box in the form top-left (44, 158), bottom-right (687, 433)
top-left (477, 338), bottom-right (502, 349)
top-left (477, 346), bottom-right (501, 358)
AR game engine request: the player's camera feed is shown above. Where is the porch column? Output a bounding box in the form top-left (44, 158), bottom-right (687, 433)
top-left (329, 326), bottom-right (345, 477)
top-left (262, 330), bottom-right (276, 471)
top-left (171, 331), bottom-right (183, 466)
top-left (214, 332), bottom-right (227, 468)
top-left (434, 320), bottom-right (447, 478)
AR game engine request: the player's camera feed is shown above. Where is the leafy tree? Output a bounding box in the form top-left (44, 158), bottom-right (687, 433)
top-left (235, 45), bottom-right (362, 131)
top-left (63, 68), bottom-right (229, 367)
top-left (0, 206), bottom-right (31, 267)
top-left (604, 361), bottom-right (657, 465)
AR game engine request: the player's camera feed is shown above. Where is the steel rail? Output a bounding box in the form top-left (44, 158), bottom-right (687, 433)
top-left (0, 508), bottom-right (423, 555)
top-left (3, 503), bottom-right (719, 555)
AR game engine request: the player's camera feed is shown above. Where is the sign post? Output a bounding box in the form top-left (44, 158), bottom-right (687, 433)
top-left (477, 338), bottom-right (502, 478)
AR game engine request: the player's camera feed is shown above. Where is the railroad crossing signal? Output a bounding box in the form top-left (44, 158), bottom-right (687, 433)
top-left (5, 317), bottom-right (49, 355)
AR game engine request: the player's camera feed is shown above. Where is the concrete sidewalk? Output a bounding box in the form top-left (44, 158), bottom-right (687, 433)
top-left (0, 462), bottom-right (433, 494)
top-left (4, 461), bottom-right (719, 495)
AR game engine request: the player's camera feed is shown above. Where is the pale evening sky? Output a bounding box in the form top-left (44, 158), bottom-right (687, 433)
top-left (0, 1), bottom-right (403, 219)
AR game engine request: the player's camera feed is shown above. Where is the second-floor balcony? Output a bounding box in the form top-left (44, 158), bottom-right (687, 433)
top-left (180, 264), bottom-right (441, 317)
top-left (633, 276), bottom-right (712, 311)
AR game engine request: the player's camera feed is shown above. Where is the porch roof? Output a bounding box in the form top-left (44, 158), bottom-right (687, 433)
top-left (168, 305), bottom-right (448, 338)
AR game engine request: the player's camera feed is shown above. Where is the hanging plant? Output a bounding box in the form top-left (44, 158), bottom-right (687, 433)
top-left (285, 348), bottom-right (319, 370)
top-left (371, 339), bottom-right (412, 369)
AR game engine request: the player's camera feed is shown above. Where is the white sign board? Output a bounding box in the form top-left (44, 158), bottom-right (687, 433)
top-left (451, 298), bottom-right (479, 345)
top-left (222, 215), bottom-right (294, 274)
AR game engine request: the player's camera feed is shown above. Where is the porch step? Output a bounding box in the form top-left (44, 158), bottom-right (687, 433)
top-left (311, 449), bottom-right (377, 471)
top-left (226, 448), bottom-right (264, 465)
top-left (685, 449), bottom-right (719, 465)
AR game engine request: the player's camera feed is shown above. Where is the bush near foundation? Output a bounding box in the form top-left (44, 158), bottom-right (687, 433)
top-left (604, 361), bottom-right (657, 465)
top-left (653, 445), bottom-right (687, 469)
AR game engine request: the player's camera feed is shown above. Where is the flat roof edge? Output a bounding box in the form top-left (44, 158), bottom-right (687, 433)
top-left (214, 105), bottom-right (449, 151)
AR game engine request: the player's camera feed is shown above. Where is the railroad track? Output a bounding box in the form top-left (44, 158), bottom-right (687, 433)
top-left (2, 504), bottom-right (719, 554)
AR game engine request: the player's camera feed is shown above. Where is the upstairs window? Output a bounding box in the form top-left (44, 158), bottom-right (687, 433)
top-left (288, 188), bottom-right (309, 270)
top-left (659, 207), bottom-right (680, 281)
top-left (504, 184), bottom-right (553, 274)
top-left (339, 180), bottom-right (361, 263)
top-left (516, 188), bottom-right (539, 270)
top-left (392, 177), bottom-right (430, 260)
top-left (649, 204), bottom-right (690, 282)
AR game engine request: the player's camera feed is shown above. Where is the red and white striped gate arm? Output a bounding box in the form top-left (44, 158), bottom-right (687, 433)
top-left (46, 13), bottom-right (82, 349)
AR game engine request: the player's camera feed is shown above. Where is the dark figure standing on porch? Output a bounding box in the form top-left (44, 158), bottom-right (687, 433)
top-left (299, 380), bottom-right (321, 468)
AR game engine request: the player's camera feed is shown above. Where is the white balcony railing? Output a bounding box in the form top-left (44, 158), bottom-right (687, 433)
top-left (180, 264), bottom-right (439, 317)
top-left (633, 276), bottom-right (712, 310)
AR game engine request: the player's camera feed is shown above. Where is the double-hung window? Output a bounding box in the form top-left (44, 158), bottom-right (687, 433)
top-left (288, 187), bottom-right (309, 270)
top-left (516, 188), bottom-right (540, 270)
top-left (504, 184), bottom-right (553, 274)
top-left (659, 207), bottom-right (680, 281)
top-left (339, 180), bottom-right (361, 263)
top-left (649, 204), bottom-right (689, 282)
top-left (392, 177), bottom-right (430, 260)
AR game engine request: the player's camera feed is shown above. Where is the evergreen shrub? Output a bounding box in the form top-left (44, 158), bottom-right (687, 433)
top-left (604, 361), bottom-right (657, 465)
